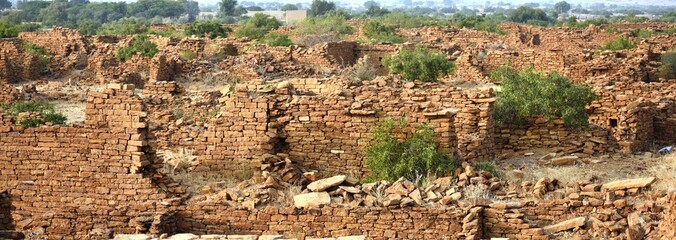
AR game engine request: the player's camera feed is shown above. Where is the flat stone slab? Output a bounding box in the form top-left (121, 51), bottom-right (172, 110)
top-left (307, 175), bottom-right (346, 192)
top-left (602, 177), bottom-right (656, 191)
top-left (550, 156), bottom-right (578, 166)
top-left (114, 235), bottom-right (152, 240)
top-left (294, 191), bottom-right (331, 208)
top-left (544, 217), bottom-right (586, 233)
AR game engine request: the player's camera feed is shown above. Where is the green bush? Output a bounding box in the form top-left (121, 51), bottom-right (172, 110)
top-left (184, 20), bottom-right (231, 39)
top-left (97, 18), bottom-right (148, 35)
top-left (382, 47), bottom-right (454, 82)
top-left (492, 66), bottom-right (596, 128)
top-left (376, 12), bottom-right (444, 29)
top-left (364, 118), bottom-right (455, 182)
top-left (116, 35), bottom-right (158, 62)
top-left (455, 14), bottom-right (506, 35)
top-left (260, 33), bottom-right (293, 47)
top-left (179, 49), bottom-right (197, 60)
top-left (362, 20), bottom-right (404, 44)
top-left (630, 28), bottom-right (653, 38)
top-left (1, 101), bottom-right (67, 128)
top-left (235, 13), bottom-right (280, 40)
top-left (295, 13), bottom-right (354, 37)
top-left (601, 36), bottom-right (637, 51)
top-left (659, 51), bottom-right (676, 79)
top-left (0, 21), bottom-right (19, 38)
top-left (474, 161), bottom-right (500, 177)
top-left (21, 42), bottom-right (51, 74)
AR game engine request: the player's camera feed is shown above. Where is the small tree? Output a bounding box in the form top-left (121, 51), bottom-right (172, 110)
top-left (0, 21), bottom-right (19, 38)
top-left (116, 35), bottom-right (158, 62)
top-left (281, 3), bottom-right (298, 11)
top-left (235, 13), bottom-right (280, 40)
top-left (492, 66), bottom-right (596, 128)
top-left (659, 51), bottom-right (676, 79)
top-left (184, 20), bottom-right (231, 39)
top-left (364, 118), bottom-right (455, 183)
top-left (219, 0), bottom-right (238, 17)
top-left (554, 1), bottom-right (571, 14)
top-left (308, 0), bottom-right (335, 17)
top-left (382, 47), bottom-right (454, 82)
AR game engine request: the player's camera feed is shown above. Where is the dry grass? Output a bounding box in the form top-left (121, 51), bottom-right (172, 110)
top-left (462, 184), bottom-right (493, 204)
top-left (158, 148), bottom-right (198, 174)
top-left (649, 153), bottom-right (676, 192)
top-left (524, 166), bottom-right (595, 184)
top-left (283, 185), bottom-right (303, 207)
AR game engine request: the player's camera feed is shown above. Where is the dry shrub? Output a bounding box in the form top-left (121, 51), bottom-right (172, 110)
top-left (158, 148), bottom-right (198, 173)
top-left (345, 56), bottom-right (377, 81)
top-left (293, 33), bottom-right (340, 46)
top-left (650, 153), bottom-right (676, 192)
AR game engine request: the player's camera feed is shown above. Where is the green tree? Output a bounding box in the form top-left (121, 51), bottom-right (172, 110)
top-left (382, 47), bottom-right (454, 82)
top-left (182, 0), bottom-right (200, 22)
top-left (246, 6), bottom-right (263, 11)
top-left (97, 18), bottom-right (148, 35)
top-left (554, 1), bottom-right (571, 14)
top-left (364, 0), bottom-right (379, 8)
top-left (508, 6), bottom-right (549, 23)
top-left (219, 0), bottom-right (238, 17)
top-left (184, 20), bottom-right (231, 39)
top-left (235, 13), bottom-right (280, 40)
top-left (365, 6), bottom-right (390, 17)
top-left (0, 0), bottom-right (12, 9)
top-left (364, 118), bottom-right (455, 183)
top-left (492, 66), bottom-right (596, 128)
top-left (281, 4), bottom-right (298, 11)
top-left (308, 0), bottom-right (335, 17)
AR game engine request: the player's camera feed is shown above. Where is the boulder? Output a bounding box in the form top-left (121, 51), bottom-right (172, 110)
top-left (543, 217), bottom-right (586, 233)
top-left (602, 177), bottom-right (655, 191)
top-left (294, 192), bottom-right (331, 208)
top-left (307, 175), bottom-right (347, 192)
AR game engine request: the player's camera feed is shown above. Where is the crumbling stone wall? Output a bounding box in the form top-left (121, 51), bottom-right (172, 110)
top-left (149, 54), bottom-right (178, 82)
top-left (495, 117), bottom-right (617, 155)
top-left (0, 80), bottom-right (19, 104)
top-left (0, 39), bottom-right (40, 83)
top-left (18, 27), bottom-right (89, 59)
top-left (175, 205), bottom-right (483, 239)
top-left (0, 85), bottom-right (175, 238)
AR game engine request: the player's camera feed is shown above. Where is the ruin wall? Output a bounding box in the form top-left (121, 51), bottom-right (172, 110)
top-left (0, 86), bottom-right (175, 239)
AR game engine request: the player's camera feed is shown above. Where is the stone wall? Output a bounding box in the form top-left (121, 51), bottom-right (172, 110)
top-left (0, 85), bottom-right (175, 239)
top-left (495, 117), bottom-right (616, 155)
top-left (0, 80), bottom-right (19, 104)
top-left (152, 79), bottom-right (494, 176)
top-left (175, 205), bottom-right (482, 240)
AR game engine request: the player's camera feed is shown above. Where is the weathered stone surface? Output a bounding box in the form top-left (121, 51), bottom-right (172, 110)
top-left (166, 233), bottom-right (199, 240)
top-left (114, 235), bottom-right (152, 240)
top-left (544, 217), bottom-right (586, 233)
top-left (293, 192), bottom-right (331, 208)
top-left (550, 156), bottom-right (579, 166)
top-left (602, 177), bottom-right (656, 191)
top-left (307, 175), bottom-right (346, 192)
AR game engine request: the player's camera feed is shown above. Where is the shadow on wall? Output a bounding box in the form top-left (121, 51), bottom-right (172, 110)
top-left (0, 190), bottom-right (23, 239)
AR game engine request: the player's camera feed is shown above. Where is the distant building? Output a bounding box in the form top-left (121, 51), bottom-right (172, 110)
top-left (244, 10), bottom-right (307, 24)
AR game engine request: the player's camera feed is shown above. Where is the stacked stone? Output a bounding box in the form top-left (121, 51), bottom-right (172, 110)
top-left (176, 204), bottom-right (479, 239)
top-left (495, 117), bottom-right (614, 156)
top-left (149, 54), bottom-right (176, 82)
top-left (483, 202), bottom-right (548, 240)
top-left (0, 81), bottom-right (19, 104)
top-left (519, 177), bottom-right (660, 239)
